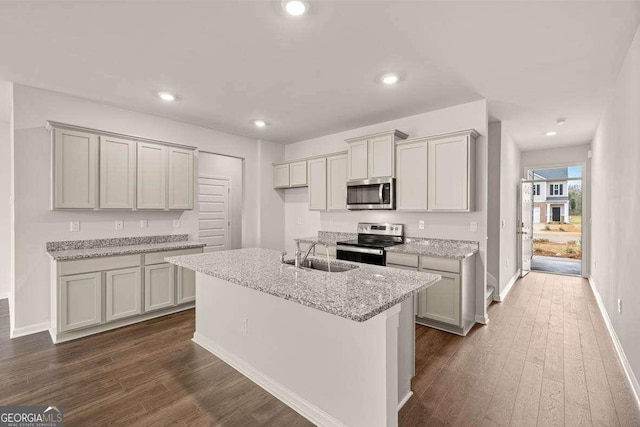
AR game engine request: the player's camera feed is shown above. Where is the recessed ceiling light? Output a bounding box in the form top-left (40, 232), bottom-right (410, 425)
top-left (158, 92), bottom-right (175, 102)
top-left (381, 73), bottom-right (400, 85)
top-left (556, 118), bottom-right (566, 126)
top-left (545, 131), bottom-right (557, 136)
top-left (253, 120), bottom-right (267, 128)
top-left (282, 0), bottom-right (308, 16)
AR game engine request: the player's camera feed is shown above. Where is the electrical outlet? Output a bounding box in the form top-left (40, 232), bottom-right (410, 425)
top-left (501, 219), bottom-right (506, 228)
top-left (115, 220), bottom-right (124, 230)
top-left (618, 299), bottom-right (622, 313)
top-left (470, 222), bottom-right (478, 232)
top-left (506, 258), bottom-right (510, 268)
top-left (241, 318), bottom-right (248, 335)
top-left (173, 220), bottom-right (181, 228)
top-left (419, 220), bottom-right (425, 230)
top-left (140, 219), bottom-right (148, 229)
top-left (70, 221), bottom-right (80, 232)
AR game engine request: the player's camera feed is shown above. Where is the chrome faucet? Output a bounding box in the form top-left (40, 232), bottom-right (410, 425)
top-left (295, 241), bottom-right (320, 268)
top-left (280, 251), bottom-right (287, 264)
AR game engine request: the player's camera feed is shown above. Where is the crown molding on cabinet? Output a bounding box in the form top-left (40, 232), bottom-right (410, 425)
top-left (344, 129), bottom-right (409, 144)
top-left (395, 128), bottom-right (480, 146)
top-left (45, 121), bottom-right (198, 151)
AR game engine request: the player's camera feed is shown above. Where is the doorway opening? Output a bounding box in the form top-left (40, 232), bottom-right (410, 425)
top-left (521, 165), bottom-right (584, 276)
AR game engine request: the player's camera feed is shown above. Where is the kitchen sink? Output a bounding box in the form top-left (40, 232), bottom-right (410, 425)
top-left (284, 259), bottom-right (359, 273)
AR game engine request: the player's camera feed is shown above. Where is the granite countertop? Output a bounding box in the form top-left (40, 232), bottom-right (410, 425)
top-left (294, 231), bottom-right (357, 246)
top-left (166, 248), bottom-right (440, 322)
top-left (47, 234), bottom-right (206, 261)
top-left (386, 237), bottom-right (479, 259)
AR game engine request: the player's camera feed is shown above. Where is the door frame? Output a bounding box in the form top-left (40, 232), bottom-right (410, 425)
top-left (522, 161), bottom-right (589, 278)
top-left (198, 174), bottom-right (232, 252)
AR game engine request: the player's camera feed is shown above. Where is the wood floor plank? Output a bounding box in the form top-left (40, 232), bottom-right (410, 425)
top-left (484, 349), bottom-right (526, 426)
top-left (509, 360), bottom-right (543, 426)
top-left (583, 356), bottom-right (620, 426)
top-left (538, 377), bottom-right (564, 426)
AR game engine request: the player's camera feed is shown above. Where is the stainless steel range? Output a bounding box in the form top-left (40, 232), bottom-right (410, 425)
top-left (336, 223), bottom-right (404, 266)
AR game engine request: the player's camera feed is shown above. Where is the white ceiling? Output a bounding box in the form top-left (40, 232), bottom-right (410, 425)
top-left (0, 1), bottom-right (639, 149)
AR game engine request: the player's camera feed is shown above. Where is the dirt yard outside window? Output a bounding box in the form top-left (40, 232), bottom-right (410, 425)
top-left (533, 215), bottom-right (582, 259)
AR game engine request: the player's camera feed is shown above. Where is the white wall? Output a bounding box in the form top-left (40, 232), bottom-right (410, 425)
top-left (487, 122), bottom-right (501, 288)
top-left (498, 128), bottom-right (521, 297)
top-left (11, 84), bottom-right (284, 334)
top-left (198, 152), bottom-right (243, 249)
top-left (0, 81), bottom-right (11, 300)
top-left (283, 100), bottom-right (489, 321)
top-left (590, 25), bottom-right (640, 391)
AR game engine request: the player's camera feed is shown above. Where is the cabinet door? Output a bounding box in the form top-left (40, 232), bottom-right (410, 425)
top-left (144, 263), bottom-right (175, 312)
top-left (290, 161), bottom-right (307, 187)
top-left (428, 135), bottom-right (470, 211)
top-left (168, 147), bottom-right (194, 210)
top-left (368, 134), bottom-right (394, 178)
top-left (396, 140), bottom-right (428, 210)
top-left (176, 266), bottom-right (196, 304)
top-left (105, 267), bottom-right (142, 322)
top-left (273, 164), bottom-right (290, 188)
top-left (53, 128), bottom-right (98, 209)
top-left (99, 136), bottom-right (136, 209)
top-left (137, 142), bottom-right (167, 209)
top-left (418, 270), bottom-right (461, 326)
top-left (308, 157), bottom-right (327, 211)
top-left (59, 272), bottom-right (102, 332)
top-left (327, 154), bottom-right (347, 210)
top-left (347, 139), bottom-right (368, 180)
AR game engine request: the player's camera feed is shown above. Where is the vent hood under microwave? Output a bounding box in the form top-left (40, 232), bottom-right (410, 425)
top-left (346, 177), bottom-right (395, 210)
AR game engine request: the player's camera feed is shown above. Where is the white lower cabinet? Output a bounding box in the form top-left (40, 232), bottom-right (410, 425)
top-left (177, 266), bottom-right (196, 304)
top-left (105, 267), bottom-right (142, 322)
top-left (144, 263), bottom-right (175, 312)
top-left (417, 270), bottom-right (461, 326)
top-left (59, 272), bottom-right (103, 332)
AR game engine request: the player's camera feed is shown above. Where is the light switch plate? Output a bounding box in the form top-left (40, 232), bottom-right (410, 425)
top-left (115, 220), bottom-right (124, 230)
top-left (140, 220), bottom-right (148, 229)
top-left (419, 220), bottom-right (425, 230)
top-left (470, 222), bottom-right (478, 232)
top-left (173, 220), bottom-right (181, 228)
top-left (70, 221), bottom-right (80, 232)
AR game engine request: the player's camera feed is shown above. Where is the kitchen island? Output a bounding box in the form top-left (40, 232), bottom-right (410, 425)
top-left (166, 248), bottom-right (440, 427)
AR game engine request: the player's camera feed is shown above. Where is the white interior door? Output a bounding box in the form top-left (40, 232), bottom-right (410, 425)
top-left (520, 182), bottom-right (534, 277)
top-left (198, 176), bottom-right (230, 252)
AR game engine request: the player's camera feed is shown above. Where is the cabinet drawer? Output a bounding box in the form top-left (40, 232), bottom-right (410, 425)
top-left (145, 248), bottom-right (202, 265)
top-left (386, 252), bottom-right (419, 268)
top-left (386, 263), bottom-right (418, 272)
top-left (420, 256), bottom-right (460, 274)
top-left (59, 254), bottom-right (141, 276)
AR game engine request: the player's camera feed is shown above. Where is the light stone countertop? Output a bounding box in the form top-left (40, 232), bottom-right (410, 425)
top-left (166, 248), bottom-right (440, 322)
top-left (294, 231), bottom-right (357, 246)
top-left (386, 237), bottom-right (479, 259)
top-left (47, 234), bottom-right (206, 261)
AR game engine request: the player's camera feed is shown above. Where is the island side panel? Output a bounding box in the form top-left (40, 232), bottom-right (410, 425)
top-left (193, 272), bottom-right (401, 427)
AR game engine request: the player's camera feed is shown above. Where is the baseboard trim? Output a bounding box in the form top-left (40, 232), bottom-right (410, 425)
top-left (10, 321), bottom-right (50, 339)
top-left (475, 314), bottom-right (489, 324)
top-left (398, 391), bottom-right (413, 411)
top-left (193, 332), bottom-right (345, 427)
top-left (588, 276), bottom-right (640, 409)
top-left (496, 269), bottom-right (521, 302)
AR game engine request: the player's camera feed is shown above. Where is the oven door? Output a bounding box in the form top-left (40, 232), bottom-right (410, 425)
top-left (336, 245), bottom-right (385, 265)
top-left (346, 178), bottom-right (394, 210)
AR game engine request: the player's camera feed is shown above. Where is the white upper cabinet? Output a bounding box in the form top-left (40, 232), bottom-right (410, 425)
top-left (137, 142), bottom-right (167, 210)
top-left (168, 147), bottom-right (194, 210)
top-left (290, 161), bottom-right (307, 187)
top-left (347, 138), bottom-right (368, 180)
top-left (346, 130), bottom-right (408, 181)
top-left (49, 122), bottom-right (195, 211)
top-left (53, 128), bottom-right (98, 209)
top-left (427, 130), bottom-right (477, 212)
top-left (273, 164), bottom-right (291, 188)
top-left (308, 157), bottom-right (327, 211)
top-left (99, 136), bottom-right (136, 209)
top-left (327, 154), bottom-right (347, 210)
top-left (396, 139), bottom-right (428, 211)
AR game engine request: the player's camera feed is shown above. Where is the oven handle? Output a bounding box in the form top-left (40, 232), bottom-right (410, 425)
top-left (336, 246), bottom-right (384, 256)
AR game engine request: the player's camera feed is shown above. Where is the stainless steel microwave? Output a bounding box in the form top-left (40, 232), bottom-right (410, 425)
top-left (346, 177), bottom-right (395, 210)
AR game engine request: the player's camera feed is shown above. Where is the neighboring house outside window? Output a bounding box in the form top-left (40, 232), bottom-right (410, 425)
top-left (550, 183), bottom-right (563, 196)
top-left (531, 168), bottom-right (570, 224)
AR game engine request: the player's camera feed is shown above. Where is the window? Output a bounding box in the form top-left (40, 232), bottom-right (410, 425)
top-left (533, 184), bottom-right (541, 196)
top-left (550, 184), bottom-right (563, 196)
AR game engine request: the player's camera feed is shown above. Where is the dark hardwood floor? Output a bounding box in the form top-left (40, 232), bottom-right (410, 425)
top-left (1, 272), bottom-right (638, 426)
